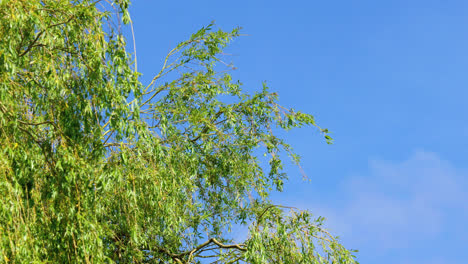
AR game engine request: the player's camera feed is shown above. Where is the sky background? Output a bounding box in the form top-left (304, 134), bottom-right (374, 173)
top-left (128, 1), bottom-right (468, 263)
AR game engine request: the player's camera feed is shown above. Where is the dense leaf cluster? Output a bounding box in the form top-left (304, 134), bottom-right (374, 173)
top-left (0, 0), bottom-right (357, 263)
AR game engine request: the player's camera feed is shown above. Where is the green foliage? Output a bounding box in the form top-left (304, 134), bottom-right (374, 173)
top-left (0, 0), bottom-right (356, 263)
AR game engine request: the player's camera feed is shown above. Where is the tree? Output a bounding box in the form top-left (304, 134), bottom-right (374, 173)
top-left (0, 0), bottom-right (358, 263)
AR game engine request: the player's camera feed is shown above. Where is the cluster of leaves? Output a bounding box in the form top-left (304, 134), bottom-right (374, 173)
top-left (0, 0), bottom-right (357, 263)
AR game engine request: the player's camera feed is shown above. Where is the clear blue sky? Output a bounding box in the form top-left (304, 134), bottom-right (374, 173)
top-left (129, 1), bottom-right (468, 263)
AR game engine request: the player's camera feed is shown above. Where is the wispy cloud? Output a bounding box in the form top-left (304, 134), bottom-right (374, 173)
top-left (305, 151), bottom-right (468, 262)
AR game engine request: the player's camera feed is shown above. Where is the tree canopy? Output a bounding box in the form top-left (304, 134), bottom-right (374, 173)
top-left (0, 0), bottom-right (358, 263)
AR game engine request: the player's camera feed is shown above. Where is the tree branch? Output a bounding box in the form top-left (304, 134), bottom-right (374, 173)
top-left (156, 237), bottom-right (246, 263)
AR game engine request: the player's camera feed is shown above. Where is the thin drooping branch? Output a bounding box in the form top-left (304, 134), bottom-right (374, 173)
top-left (255, 204), bottom-right (297, 230)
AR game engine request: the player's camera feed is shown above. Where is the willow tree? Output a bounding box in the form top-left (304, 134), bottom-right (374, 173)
top-left (0, 0), bottom-right (358, 263)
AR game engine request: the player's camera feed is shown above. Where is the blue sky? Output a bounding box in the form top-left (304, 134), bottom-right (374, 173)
top-left (128, 1), bottom-right (468, 263)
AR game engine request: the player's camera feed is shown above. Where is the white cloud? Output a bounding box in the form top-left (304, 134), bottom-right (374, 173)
top-left (307, 151), bottom-right (468, 252)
